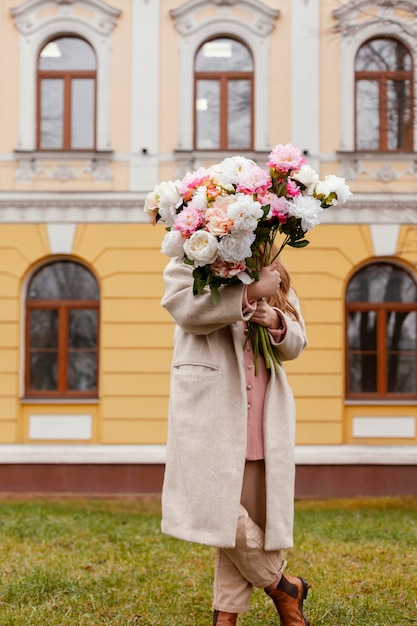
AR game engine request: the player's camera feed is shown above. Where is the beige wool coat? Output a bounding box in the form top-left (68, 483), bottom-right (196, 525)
top-left (160, 257), bottom-right (308, 551)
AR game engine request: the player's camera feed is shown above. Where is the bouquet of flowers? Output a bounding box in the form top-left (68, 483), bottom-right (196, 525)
top-left (145, 143), bottom-right (351, 373)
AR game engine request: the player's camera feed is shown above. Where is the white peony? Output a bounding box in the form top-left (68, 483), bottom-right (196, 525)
top-left (183, 230), bottom-right (219, 267)
top-left (291, 165), bottom-right (319, 194)
top-left (161, 230), bottom-right (185, 257)
top-left (287, 195), bottom-right (323, 231)
top-left (217, 230), bottom-right (255, 264)
top-left (210, 156), bottom-right (255, 189)
top-left (143, 187), bottom-right (159, 217)
top-left (157, 180), bottom-right (182, 227)
top-left (227, 194), bottom-right (263, 232)
top-left (187, 185), bottom-right (209, 211)
top-left (315, 175), bottom-right (352, 205)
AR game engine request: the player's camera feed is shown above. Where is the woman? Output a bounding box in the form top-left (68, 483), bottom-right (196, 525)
top-left (161, 254), bottom-right (310, 626)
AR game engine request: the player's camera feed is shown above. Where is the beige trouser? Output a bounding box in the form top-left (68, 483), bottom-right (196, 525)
top-left (212, 461), bottom-right (286, 614)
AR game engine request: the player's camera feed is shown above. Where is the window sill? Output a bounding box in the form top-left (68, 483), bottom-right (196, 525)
top-left (337, 150), bottom-right (417, 160)
top-left (14, 150), bottom-right (114, 181)
top-left (21, 398), bottom-right (100, 405)
top-left (174, 148), bottom-right (271, 166)
top-left (14, 149), bottom-right (113, 160)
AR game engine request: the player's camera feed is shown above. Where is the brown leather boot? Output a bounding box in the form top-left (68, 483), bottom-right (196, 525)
top-left (212, 610), bottom-right (238, 625)
top-left (265, 575), bottom-right (310, 626)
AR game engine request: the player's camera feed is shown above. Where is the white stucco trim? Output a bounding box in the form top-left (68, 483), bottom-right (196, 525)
top-left (352, 417), bottom-right (416, 439)
top-left (333, 5), bottom-right (417, 152)
top-left (46, 223), bottom-right (77, 254)
top-left (291, 0), bottom-right (320, 171)
top-left (10, 0), bottom-right (120, 152)
top-left (129, 0), bottom-right (160, 192)
top-left (29, 414), bottom-right (93, 440)
top-left (170, 0), bottom-right (279, 152)
top-left (0, 444), bottom-right (415, 465)
top-left (370, 223), bottom-right (400, 256)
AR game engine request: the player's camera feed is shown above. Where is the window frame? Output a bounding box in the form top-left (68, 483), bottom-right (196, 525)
top-left (354, 37), bottom-right (414, 153)
top-left (37, 36), bottom-right (97, 152)
top-left (25, 263), bottom-right (100, 399)
top-left (193, 40), bottom-right (254, 151)
top-left (345, 264), bottom-right (417, 401)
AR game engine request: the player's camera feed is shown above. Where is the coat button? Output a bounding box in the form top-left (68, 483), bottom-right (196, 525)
top-left (247, 363), bottom-right (252, 369)
top-left (247, 403), bottom-right (251, 410)
top-left (247, 384), bottom-right (252, 390)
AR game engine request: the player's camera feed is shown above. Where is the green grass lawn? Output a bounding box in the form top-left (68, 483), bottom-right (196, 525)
top-left (0, 497), bottom-right (416, 625)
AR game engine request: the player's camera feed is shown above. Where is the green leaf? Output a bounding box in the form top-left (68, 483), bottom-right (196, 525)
top-left (210, 286), bottom-right (220, 305)
top-left (288, 239), bottom-right (310, 248)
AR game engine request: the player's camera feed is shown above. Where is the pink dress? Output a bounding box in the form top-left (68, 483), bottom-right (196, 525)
top-left (242, 292), bottom-right (286, 460)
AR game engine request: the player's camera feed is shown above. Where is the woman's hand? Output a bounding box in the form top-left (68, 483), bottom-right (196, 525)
top-left (250, 299), bottom-right (280, 329)
top-left (247, 261), bottom-right (282, 302)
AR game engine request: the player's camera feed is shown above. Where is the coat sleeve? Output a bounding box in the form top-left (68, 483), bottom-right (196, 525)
top-left (269, 288), bottom-right (308, 362)
top-left (161, 257), bottom-right (252, 335)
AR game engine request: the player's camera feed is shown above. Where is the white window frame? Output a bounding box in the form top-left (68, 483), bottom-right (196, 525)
top-left (333, 1), bottom-right (417, 152)
top-left (10, 0), bottom-right (120, 153)
top-left (170, 0), bottom-right (279, 154)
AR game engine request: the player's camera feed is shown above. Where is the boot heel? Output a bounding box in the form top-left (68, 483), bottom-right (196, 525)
top-left (299, 577), bottom-right (310, 601)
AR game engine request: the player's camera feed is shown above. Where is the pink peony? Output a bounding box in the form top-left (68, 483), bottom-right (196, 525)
top-left (267, 143), bottom-right (306, 174)
top-left (258, 192), bottom-right (289, 223)
top-left (178, 167), bottom-right (211, 202)
top-left (211, 258), bottom-right (247, 278)
top-left (205, 206), bottom-right (234, 237)
top-left (286, 179), bottom-right (302, 197)
top-left (174, 207), bottom-right (204, 237)
top-left (236, 163), bottom-right (272, 196)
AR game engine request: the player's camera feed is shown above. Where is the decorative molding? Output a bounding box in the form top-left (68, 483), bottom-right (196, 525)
top-left (14, 153), bottom-right (114, 181)
top-left (337, 152), bottom-right (417, 182)
top-left (333, 0), bottom-right (417, 37)
top-left (10, 0), bottom-right (121, 153)
top-left (10, 0), bottom-right (120, 36)
top-left (170, 0), bottom-right (279, 152)
top-left (171, 0), bottom-right (279, 30)
top-left (333, 1), bottom-right (417, 152)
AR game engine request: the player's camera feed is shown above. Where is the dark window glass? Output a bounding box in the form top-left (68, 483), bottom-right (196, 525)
top-left (346, 263), bottom-right (417, 399)
top-left (355, 38), bottom-right (413, 152)
top-left (38, 37), bottom-right (96, 150)
top-left (194, 38), bottom-right (253, 150)
top-left (26, 261), bottom-right (99, 397)
top-left (28, 262), bottom-right (99, 301)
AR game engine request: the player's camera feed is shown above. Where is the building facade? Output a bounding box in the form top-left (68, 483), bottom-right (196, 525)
top-left (0, 0), bottom-right (416, 496)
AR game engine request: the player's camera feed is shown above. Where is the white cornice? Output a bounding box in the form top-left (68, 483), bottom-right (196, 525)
top-left (0, 192), bottom-right (148, 223)
top-left (0, 191), bottom-right (416, 224)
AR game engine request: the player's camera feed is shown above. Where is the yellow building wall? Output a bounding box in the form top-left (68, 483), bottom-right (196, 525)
top-left (2, 220), bottom-right (417, 446)
top-left (0, 222), bottom-right (170, 444)
top-left (282, 224), bottom-right (417, 446)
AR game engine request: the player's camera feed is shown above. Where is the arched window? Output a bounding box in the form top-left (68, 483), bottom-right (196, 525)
top-left (194, 38), bottom-right (254, 150)
top-left (25, 261), bottom-right (99, 398)
top-left (346, 263), bottom-right (417, 399)
top-left (355, 37), bottom-right (413, 151)
top-left (37, 36), bottom-right (96, 150)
